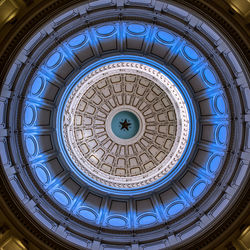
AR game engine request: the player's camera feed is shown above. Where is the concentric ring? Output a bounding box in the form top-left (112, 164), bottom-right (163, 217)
top-left (60, 61), bottom-right (190, 189)
top-left (107, 106), bottom-right (144, 143)
top-left (0, 1), bottom-right (249, 249)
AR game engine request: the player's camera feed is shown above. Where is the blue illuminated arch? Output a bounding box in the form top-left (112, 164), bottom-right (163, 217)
top-left (22, 20), bottom-right (229, 208)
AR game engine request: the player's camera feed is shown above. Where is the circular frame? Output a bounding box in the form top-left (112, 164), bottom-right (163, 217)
top-left (0, 1), bottom-right (249, 249)
top-left (107, 106), bottom-right (144, 143)
top-left (60, 61), bottom-right (191, 191)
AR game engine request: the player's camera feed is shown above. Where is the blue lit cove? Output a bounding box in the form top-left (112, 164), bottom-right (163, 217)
top-left (60, 61), bottom-right (190, 190)
top-left (111, 111), bottom-right (139, 139)
top-left (20, 20), bottom-right (231, 201)
top-left (9, 5), bottom-right (247, 246)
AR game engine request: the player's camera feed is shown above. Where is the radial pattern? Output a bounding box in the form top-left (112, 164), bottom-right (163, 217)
top-left (62, 62), bottom-right (189, 188)
top-left (0, 1), bottom-right (249, 249)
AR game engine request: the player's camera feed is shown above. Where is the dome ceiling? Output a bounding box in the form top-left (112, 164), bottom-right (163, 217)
top-left (0, 1), bottom-right (249, 249)
top-left (62, 62), bottom-right (189, 189)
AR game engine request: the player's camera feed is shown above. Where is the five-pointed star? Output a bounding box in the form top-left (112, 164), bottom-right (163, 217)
top-left (120, 119), bottom-right (131, 131)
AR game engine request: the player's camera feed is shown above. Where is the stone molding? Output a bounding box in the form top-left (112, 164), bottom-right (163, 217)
top-left (62, 62), bottom-right (189, 188)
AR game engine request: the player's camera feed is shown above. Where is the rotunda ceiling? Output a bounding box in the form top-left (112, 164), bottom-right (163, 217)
top-left (0, 1), bottom-right (249, 249)
top-left (62, 62), bottom-right (189, 189)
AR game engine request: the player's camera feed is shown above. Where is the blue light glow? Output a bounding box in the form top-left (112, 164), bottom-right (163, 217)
top-left (20, 21), bottom-right (230, 230)
top-left (127, 24), bottom-right (146, 34)
top-left (138, 215), bottom-right (156, 225)
top-left (108, 217), bottom-right (126, 227)
top-left (55, 54), bottom-right (197, 196)
top-left (216, 96), bottom-right (226, 114)
top-left (209, 155), bottom-right (221, 173)
top-left (25, 136), bottom-right (36, 156)
top-left (218, 126), bottom-right (227, 144)
top-left (167, 202), bottom-right (184, 216)
top-left (24, 106), bottom-right (35, 125)
top-left (192, 182), bottom-right (206, 198)
top-left (157, 31), bottom-right (175, 43)
top-left (31, 77), bottom-right (43, 95)
top-left (35, 165), bottom-right (49, 184)
top-left (53, 190), bottom-right (70, 206)
top-left (203, 68), bottom-right (217, 85)
top-left (79, 209), bottom-right (96, 221)
top-left (183, 45), bottom-right (199, 61)
top-left (96, 25), bottom-right (115, 36)
top-left (46, 52), bottom-right (61, 68)
top-left (68, 34), bottom-right (86, 48)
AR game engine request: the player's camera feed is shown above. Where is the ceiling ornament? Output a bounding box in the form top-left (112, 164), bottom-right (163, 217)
top-left (0, 1), bottom-right (249, 249)
top-left (62, 62), bottom-right (189, 188)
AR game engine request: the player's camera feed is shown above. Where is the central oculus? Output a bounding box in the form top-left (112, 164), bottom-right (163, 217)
top-left (62, 62), bottom-right (189, 188)
top-left (111, 111), bottom-right (139, 139)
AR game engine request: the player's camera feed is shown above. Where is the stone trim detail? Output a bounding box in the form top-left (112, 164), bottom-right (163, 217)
top-left (62, 62), bottom-right (189, 188)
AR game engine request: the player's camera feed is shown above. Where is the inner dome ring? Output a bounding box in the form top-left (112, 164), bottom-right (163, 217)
top-left (61, 61), bottom-right (190, 190)
top-left (106, 106), bottom-right (145, 144)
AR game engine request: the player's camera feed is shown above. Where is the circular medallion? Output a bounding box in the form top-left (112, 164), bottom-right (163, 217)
top-left (62, 62), bottom-right (189, 188)
top-left (111, 111), bottom-right (139, 139)
top-left (106, 106), bottom-right (145, 145)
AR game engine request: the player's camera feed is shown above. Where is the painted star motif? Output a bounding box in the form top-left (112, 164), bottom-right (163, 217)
top-left (120, 119), bottom-right (131, 131)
